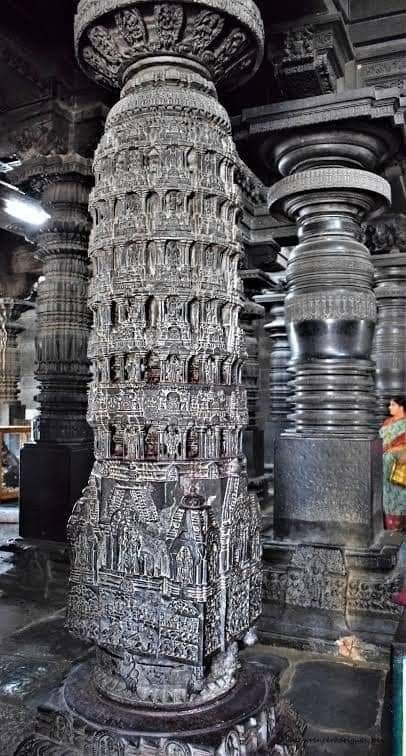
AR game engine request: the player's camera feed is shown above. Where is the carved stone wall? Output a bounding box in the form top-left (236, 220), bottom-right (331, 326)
top-left (65, 0), bottom-right (266, 725)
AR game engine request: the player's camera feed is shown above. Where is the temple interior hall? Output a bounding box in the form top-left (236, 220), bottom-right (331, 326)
top-left (0, 0), bottom-right (406, 754)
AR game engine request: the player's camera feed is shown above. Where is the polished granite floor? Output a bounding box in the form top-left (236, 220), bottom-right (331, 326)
top-left (0, 522), bottom-right (393, 756)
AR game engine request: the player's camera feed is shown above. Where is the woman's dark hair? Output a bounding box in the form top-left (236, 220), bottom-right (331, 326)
top-left (391, 396), bottom-right (406, 411)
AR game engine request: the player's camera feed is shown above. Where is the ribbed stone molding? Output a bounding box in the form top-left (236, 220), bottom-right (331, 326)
top-left (256, 290), bottom-right (291, 461)
top-left (365, 213), bottom-right (406, 420)
top-left (12, 156), bottom-right (93, 447)
top-left (268, 150), bottom-right (391, 436)
top-left (15, 4), bottom-right (304, 756)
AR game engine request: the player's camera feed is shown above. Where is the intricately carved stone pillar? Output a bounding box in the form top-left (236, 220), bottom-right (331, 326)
top-left (364, 213), bottom-right (406, 420)
top-left (13, 156), bottom-right (94, 540)
top-left (268, 127), bottom-right (392, 548)
top-left (16, 3), bottom-right (304, 754)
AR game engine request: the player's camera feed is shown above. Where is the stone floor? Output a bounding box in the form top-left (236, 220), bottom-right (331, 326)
top-left (0, 522), bottom-right (393, 756)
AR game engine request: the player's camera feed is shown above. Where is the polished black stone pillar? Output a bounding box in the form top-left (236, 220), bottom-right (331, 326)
top-left (268, 127), bottom-right (392, 549)
top-left (365, 213), bottom-right (406, 420)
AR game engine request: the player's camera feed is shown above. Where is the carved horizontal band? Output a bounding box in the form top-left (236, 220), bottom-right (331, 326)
top-left (285, 292), bottom-right (377, 323)
top-left (268, 167), bottom-right (391, 210)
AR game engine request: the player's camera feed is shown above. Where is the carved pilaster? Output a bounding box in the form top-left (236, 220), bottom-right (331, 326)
top-left (364, 213), bottom-right (406, 420)
top-left (16, 3), bottom-right (302, 755)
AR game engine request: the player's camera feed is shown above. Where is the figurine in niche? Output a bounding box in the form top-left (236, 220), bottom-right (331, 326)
top-left (146, 192), bottom-right (160, 229)
top-left (186, 430), bottom-right (199, 459)
top-left (110, 426), bottom-right (123, 458)
top-left (188, 299), bottom-right (199, 332)
top-left (186, 147), bottom-right (199, 178)
top-left (165, 145), bottom-right (179, 176)
top-left (176, 546), bottom-right (194, 584)
top-left (166, 355), bottom-right (182, 383)
top-left (125, 353), bottom-right (140, 381)
top-left (145, 352), bottom-right (160, 384)
top-left (166, 240), bottom-right (179, 269)
top-left (126, 192), bottom-right (141, 217)
top-left (166, 296), bottom-right (180, 320)
top-left (147, 147), bottom-right (160, 176)
top-left (188, 357), bottom-right (200, 384)
top-left (145, 296), bottom-right (159, 328)
top-left (116, 150), bottom-right (128, 171)
top-left (146, 241), bottom-right (158, 275)
top-left (166, 190), bottom-right (183, 215)
top-left (166, 392), bottom-right (181, 413)
top-left (164, 425), bottom-right (181, 460)
top-left (145, 429), bottom-right (158, 460)
top-left (110, 356), bottom-right (122, 383)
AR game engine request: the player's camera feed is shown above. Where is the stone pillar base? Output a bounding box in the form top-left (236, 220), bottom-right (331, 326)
top-left (19, 443), bottom-right (93, 541)
top-left (15, 660), bottom-right (305, 755)
top-left (274, 435), bottom-right (383, 548)
top-left (261, 540), bottom-right (402, 655)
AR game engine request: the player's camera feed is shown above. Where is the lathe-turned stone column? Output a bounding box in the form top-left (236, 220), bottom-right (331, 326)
top-left (16, 3), bottom-right (304, 755)
top-left (364, 213), bottom-right (406, 421)
top-left (256, 288), bottom-right (291, 476)
top-left (0, 298), bottom-right (33, 424)
top-left (13, 156), bottom-right (94, 541)
top-left (268, 127), bottom-right (392, 548)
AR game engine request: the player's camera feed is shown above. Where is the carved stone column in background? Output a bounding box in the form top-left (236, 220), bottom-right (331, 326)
top-left (0, 298), bottom-right (33, 424)
top-left (268, 126), bottom-right (392, 548)
top-left (239, 294), bottom-right (265, 497)
top-left (364, 213), bottom-right (406, 420)
top-left (12, 156), bottom-right (94, 541)
top-left (15, 2), bottom-right (303, 755)
top-left (255, 285), bottom-right (291, 534)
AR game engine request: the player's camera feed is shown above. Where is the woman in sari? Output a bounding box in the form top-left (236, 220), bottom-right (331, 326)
top-left (379, 396), bottom-right (406, 530)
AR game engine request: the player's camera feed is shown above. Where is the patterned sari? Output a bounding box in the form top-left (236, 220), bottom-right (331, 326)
top-left (379, 417), bottom-right (406, 530)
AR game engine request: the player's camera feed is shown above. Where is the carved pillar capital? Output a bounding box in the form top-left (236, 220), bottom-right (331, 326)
top-left (0, 298), bottom-right (34, 407)
top-left (74, 0), bottom-right (263, 91)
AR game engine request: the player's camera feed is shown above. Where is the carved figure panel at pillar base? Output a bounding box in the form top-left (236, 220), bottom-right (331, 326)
top-left (15, 2), bottom-right (304, 753)
top-left (261, 540), bottom-right (401, 654)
